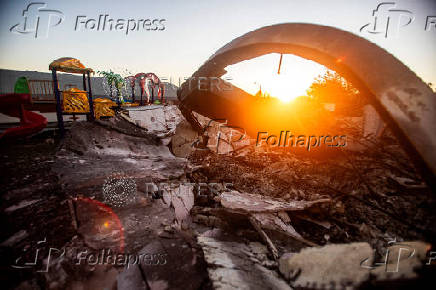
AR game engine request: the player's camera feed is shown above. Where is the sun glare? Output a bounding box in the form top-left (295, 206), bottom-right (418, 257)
top-left (223, 54), bottom-right (327, 103)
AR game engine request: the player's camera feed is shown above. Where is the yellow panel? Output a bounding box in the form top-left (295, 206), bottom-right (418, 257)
top-left (62, 88), bottom-right (90, 113)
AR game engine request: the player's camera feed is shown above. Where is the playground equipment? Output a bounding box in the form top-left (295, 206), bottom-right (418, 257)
top-left (0, 77), bottom-right (47, 139)
top-left (134, 73), bottom-right (165, 105)
top-left (27, 79), bottom-right (55, 103)
top-left (94, 98), bottom-right (117, 119)
top-left (49, 57), bottom-right (95, 136)
top-left (125, 76), bottom-right (136, 103)
top-left (62, 88), bottom-right (90, 113)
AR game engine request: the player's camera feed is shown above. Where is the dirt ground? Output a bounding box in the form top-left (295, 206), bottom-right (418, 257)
top-left (0, 132), bottom-right (76, 289)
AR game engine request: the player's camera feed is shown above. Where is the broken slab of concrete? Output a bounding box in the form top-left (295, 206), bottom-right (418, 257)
top-left (198, 236), bottom-right (291, 290)
top-left (220, 190), bottom-right (330, 213)
top-left (279, 241), bottom-right (433, 289)
top-left (279, 242), bottom-right (373, 289)
top-left (170, 184), bottom-right (195, 230)
top-left (171, 120), bottom-right (198, 158)
top-left (171, 112), bottom-right (252, 157)
top-left (125, 105), bottom-right (183, 140)
top-left (251, 213), bottom-right (317, 247)
top-left (53, 120), bottom-right (187, 197)
top-left (194, 113), bottom-right (250, 154)
top-left (370, 240), bottom-right (431, 282)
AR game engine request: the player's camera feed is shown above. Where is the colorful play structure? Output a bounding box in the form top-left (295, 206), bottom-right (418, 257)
top-left (49, 57), bottom-right (95, 136)
top-left (0, 77), bottom-right (48, 139)
top-left (0, 57), bottom-right (166, 138)
top-left (127, 73), bottom-right (165, 105)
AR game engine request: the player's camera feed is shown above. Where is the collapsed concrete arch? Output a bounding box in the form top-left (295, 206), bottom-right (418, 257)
top-left (178, 23), bottom-right (436, 189)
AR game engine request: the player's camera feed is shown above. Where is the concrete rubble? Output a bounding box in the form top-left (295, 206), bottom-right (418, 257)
top-left (279, 242), bottom-right (374, 289)
top-left (2, 104), bottom-right (435, 290)
top-left (125, 105), bottom-right (183, 143)
top-left (219, 190), bottom-right (330, 213)
top-left (197, 236), bottom-right (291, 290)
top-left (278, 240), bottom-right (432, 289)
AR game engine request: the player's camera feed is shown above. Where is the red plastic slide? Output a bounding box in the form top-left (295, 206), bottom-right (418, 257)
top-left (0, 93), bottom-right (47, 139)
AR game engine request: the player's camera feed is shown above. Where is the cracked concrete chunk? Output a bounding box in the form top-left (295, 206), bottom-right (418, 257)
top-left (171, 184), bottom-right (194, 229)
top-left (371, 241), bottom-right (431, 281)
top-left (198, 236), bottom-right (291, 290)
top-left (279, 242), bottom-right (373, 289)
top-left (171, 120), bottom-right (198, 158)
top-left (220, 190), bottom-right (330, 213)
top-left (127, 105), bottom-right (183, 138)
top-left (54, 120), bottom-right (187, 196)
top-left (251, 213), bottom-right (316, 246)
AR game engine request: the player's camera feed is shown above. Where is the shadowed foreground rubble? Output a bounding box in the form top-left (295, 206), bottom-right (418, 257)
top-left (1, 105), bottom-right (435, 289)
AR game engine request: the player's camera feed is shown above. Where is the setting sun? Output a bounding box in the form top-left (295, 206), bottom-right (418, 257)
top-left (223, 53), bottom-right (328, 103)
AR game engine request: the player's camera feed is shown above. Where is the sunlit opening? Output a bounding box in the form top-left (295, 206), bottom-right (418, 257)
top-left (223, 53), bottom-right (328, 103)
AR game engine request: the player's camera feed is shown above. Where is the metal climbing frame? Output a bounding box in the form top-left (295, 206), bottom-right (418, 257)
top-left (49, 61), bottom-right (95, 136)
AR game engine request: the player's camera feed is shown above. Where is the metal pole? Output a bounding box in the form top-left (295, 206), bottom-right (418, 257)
top-left (51, 69), bottom-right (65, 136)
top-left (82, 74), bottom-right (87, 91)
top-left (277, 54), bottom-right (283, 74)
top-left (87, 72), bottom-right (95, 121)
top-left (132, 86), bottom-right (135, 103)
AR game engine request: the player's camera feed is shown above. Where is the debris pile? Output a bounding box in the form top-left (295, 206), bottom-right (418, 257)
top-left (1, 104), bottom-right (435, 289)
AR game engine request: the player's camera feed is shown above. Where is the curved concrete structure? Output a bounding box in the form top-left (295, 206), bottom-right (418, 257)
top-left (178, 23), bottom-right (436, 188)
